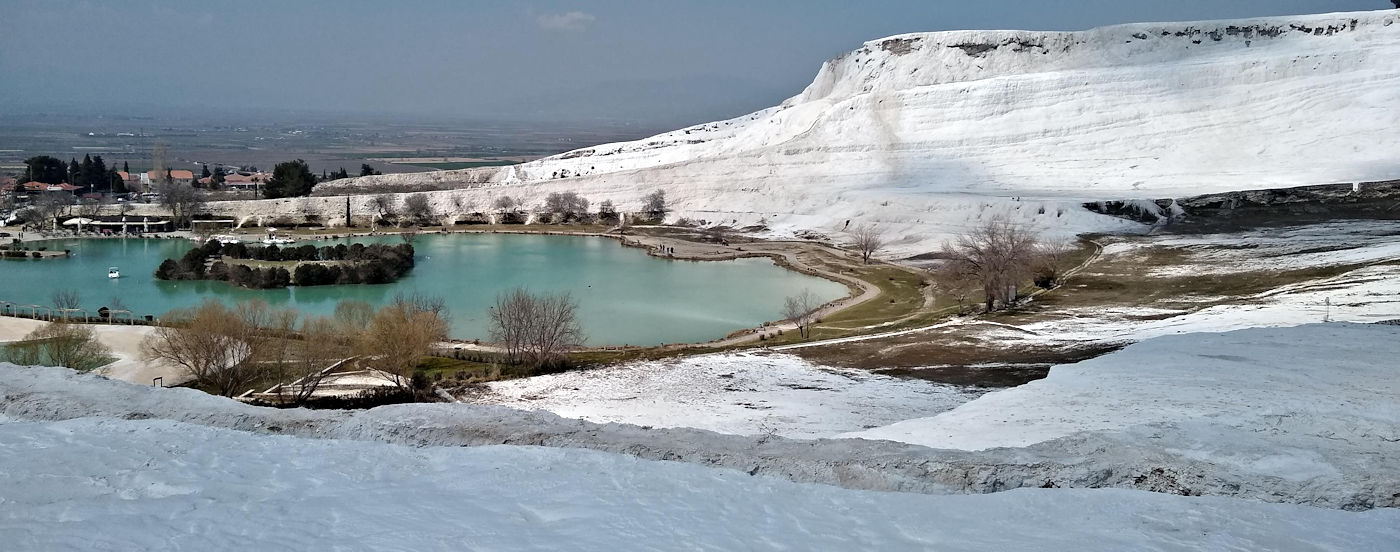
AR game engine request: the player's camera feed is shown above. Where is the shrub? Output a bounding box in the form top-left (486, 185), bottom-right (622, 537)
top-left (157, 243), bottom-right (414, 289)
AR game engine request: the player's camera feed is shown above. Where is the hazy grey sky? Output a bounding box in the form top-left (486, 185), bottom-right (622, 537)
top-left (0, 0), bottom-right (1383, 125)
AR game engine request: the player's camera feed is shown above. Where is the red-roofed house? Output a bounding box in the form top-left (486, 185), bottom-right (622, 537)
top-left (222, 172), bottom-right (269, 191)
top-left (1, 182), bottom-right (81, 194)
top-left (144, 170), bottom-right (195, 186)
top-left (116, 171), bottom-right (140, 189)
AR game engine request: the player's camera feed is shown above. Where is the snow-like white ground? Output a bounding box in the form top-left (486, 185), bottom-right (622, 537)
top-left (845, 324), bottom-right (1400, 467)
top-left (1129, 220), bottom-right (1400, 276)
top-left (461, 352), bottom-right (984, 439)
top-left (2, 415), bottom-right (1397, 551)
top-left (1000, 222), bottom-right (1400, 346)
top-left (6, 323), bottom-right (1398, 508)
top-left (455, 221), bottom-right (1400, 441)
top-left (0, 317), bottom-right (185, 386)
top-left (266, 9), bottom-right (1400, 255)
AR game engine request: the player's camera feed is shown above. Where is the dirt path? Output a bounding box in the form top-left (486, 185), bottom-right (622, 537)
top-left (769, 239), bottom-right (1105, 352)
top-left (0, 317), bottom-right (188, 385)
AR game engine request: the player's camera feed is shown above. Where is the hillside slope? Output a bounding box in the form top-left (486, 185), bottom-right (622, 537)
top-left (301, 11), bottom-right (1400, 253)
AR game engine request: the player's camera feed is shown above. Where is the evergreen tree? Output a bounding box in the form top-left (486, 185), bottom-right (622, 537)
top-left (80, 154), bottom-right (95, 190)
top-left (109, 169), bottom-right (126, 194)
top-left (264, 159), bottom-right (317, 199)
top-left (201, 164), bottom-right (211, 179)
top-left (21, 156), bottom-right (66, 184)
top-left (123, 161), bottom-right (130, 173)
top-left (68, 158), bottom-right (80, 185)
top-left (212, 165), bottom-right (226, 186)
top-left (92, 156), bottom-right (108, 192)
top-left (360, 163), bottom-right (380, 176)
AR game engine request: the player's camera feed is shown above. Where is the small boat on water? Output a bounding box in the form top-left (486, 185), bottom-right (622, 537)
top-left (213, 234), bottom-right (243, 245)
top-left (108, 266), bottom-right (120, 279)
top-left (261, 228), bottom-right (296, 245)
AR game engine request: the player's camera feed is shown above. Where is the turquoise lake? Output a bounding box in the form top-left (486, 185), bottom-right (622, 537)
top-left (0, 234), bottom-right (848, 346)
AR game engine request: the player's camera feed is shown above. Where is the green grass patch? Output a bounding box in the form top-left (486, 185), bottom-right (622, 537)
top-left (808, 265), bottom-right (927, 325)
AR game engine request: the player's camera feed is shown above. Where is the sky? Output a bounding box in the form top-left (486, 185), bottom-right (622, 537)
top-left (0, 0), bottom-right (1385, 126)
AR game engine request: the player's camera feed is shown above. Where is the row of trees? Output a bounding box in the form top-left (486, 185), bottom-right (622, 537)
top-left (19, 155), bottom-right (127, 193)
top-left (488, 288), bottom-right (584, 369)
top-left (142, 295), bottom-right (450, 400)
top-left (137, 287), bottom-right (585, 402)
top-left (322, 163), bottom-right (381, 182)
top-left (364, 189), bottom-right (669, 227)
top-left (29, 286), bottom-right (581, 401)
top-left (221, 241), bottom-right (413, 264)
top-left (154, 241), bottom-right (416, 288)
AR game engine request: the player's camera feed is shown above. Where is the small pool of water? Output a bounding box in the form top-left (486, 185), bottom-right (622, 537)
top-left (0, 234), bottom-right (848, 346)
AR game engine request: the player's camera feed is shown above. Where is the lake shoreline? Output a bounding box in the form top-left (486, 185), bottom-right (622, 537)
top-left (0, 224), bottom-right (874, 352)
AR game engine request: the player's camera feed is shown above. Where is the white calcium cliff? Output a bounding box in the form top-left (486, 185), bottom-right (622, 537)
top-left (188, 10), bottom-right (1400, 255)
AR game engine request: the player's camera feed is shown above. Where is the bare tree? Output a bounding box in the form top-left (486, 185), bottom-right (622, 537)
top-left (941, 217), bottom-right (1039, 312)
top-left (488, 287), bottom-right (583, 368)
top-left (369, 194), bottom-right (394, 226)
top-left (1033, 236), bottom-right (1076, 289)
top-left (150, 142), bottom-right (168, 191)
top-left (356, 295), bottom-right (450, 388)
top-left (641, 189), bottom-right (667, 219)
top-left (277, 316), bottom-right (342, 405)
top-left (544, 191), bottom-right (589, 220)
top-left (598, 199), bottom-right (617, 221)
top-left (394, 291), bottom-right (451, 324)
top-left (851, 225), bottom-right (885, 264)
top-left (3, 323), bottom-right (113, 372)
top-left (239, 301), bottom-right (300, 374)
top-left (155, 180), bottom-right (205, 228)
top-left (51, 289), bottom-right (81, 312)
top-left (527, 292), bottom-right (584, 368)
top-left (26, 194), bottom-right (73, 231)
top-left (142, 299), bottom-right (263, 397)
top-left (489, 288), bottom-right (533, 364)
top-left (333, 299), bottom-right (375, 337)
top-left (448, 194), bottom-right (473, 223)
top-left (492, 195), bottom-right (517, 212)
top-left (933, 261), bottom-right (976, 315)
top-left (782, 289), bottom-right (822, 339)
top-left (76, 197), bottom-right (103, 219)
top-left (403, 193), bottom-right (433, 225)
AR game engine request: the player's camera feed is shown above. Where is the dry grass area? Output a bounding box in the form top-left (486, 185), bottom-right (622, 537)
top-left (780, 225), bottom-right (1392, 385)
top-left (1008, 244), bottom-right (1361, 319)
top-left (176, 219), bottom-right (1395, 391)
